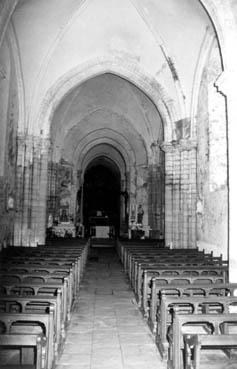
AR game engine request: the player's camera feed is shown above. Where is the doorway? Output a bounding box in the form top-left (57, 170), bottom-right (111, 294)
top-left (83, 160), bottom-right (121, 237)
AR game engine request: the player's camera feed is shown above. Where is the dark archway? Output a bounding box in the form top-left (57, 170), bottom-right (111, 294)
top-left (83, 159), bottom-right (121, 237)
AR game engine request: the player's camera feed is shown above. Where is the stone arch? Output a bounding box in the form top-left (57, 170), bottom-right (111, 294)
top-left (33, 55), bottom-right (176, 141)
top-left (54, 102), bottom-right (159, 156)
top-left (6, 22), bottom-right (25, 135)
top-left (75, 134), bottom-right (134, 174)
top-left (190, 28), bottom-right (216, 137)
top-left (62, 110), bottom-right (148, 168)
top-left (198, 0), bottom-right (236, 71)
top-left (0, 1), bottom-right (19, 49)
top-left (81, 144), bottom-right (127, 181)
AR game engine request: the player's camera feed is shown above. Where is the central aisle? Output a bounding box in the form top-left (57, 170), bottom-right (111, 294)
top-left (56, 247), bottom-right (166, 369)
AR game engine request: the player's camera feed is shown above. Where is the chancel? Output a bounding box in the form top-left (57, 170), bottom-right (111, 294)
top-left (0, 1), bottom-right (237, 369)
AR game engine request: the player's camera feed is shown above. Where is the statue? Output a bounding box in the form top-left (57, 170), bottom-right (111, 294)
top-left (60, 209), bottom-right (68, 222)
top-left (137, 204), bottom-right (144, 225)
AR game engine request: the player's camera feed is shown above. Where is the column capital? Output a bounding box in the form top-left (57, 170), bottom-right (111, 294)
top-left (17, 134), bottom-right (51, 147)
top-left (215, 70), bottom-right (237, 100)
top-left (160, 139), bottom-right (197, 153)
top-left (150, 141), bottom-right (163, 165)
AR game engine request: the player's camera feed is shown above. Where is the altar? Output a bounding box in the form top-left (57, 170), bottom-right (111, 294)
top-left (52, 222), bottom-right (76, 238)
top-left (90, 225), bottom-right (114, 238)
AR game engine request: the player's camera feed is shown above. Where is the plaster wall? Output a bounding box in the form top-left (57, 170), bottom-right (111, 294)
top-left (48, 74), bottom-right (164, 237)
top-left (230, 1), bottom-right (237, 25)
top-left (0, 39), bottom-right (18, 248)
top-left (196, 40), bottom-right (227, 257)
top-left (2, 0), bottom-right (230, 247)
top-left (0, 40), bottom-right (11, 175)
top-left (135, 0), bottom-right (212, 111)
top-left (12, 0), bottom-right (213, 129)
top-left (51, 74), bottom-right (163, 153)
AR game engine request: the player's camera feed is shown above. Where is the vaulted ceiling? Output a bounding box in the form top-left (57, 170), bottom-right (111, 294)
top-left (11, 0), bottom-right (216, 170)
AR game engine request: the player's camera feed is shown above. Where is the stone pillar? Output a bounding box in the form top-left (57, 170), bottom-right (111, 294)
top-left (120, 178), bottom-right (129, 235)
top-left (202, 0), bottom-right (237, 282)
top-left (161, 139), bottom-right (197, 248)
top-left (47, 160), bottom-right (59, 221)
top-left (68, 168), bottom-right (77, 222)
top-left (162, 144), bottom-right (174, 247)
top-left (228, 94), bottom-right (237, 283)
top-left (216, 70), bottom-right (237, 282)
top-left (76, 170), bottom-right (83, 223)
top-left (148, 143), bottom-right (165, 239)
top-left (14, 135), bottom-right (34, 246)
top-left (148, 165), bottom-right (165, 238)
top-left (14, 134), bottom-right (50, 246)
top-left (14, 135), bottom-right (26, 246)
top-left (30, 136), bottom-right (50, 246)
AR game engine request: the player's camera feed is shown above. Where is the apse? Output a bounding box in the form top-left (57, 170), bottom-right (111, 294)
top-left (83, 157), bottom-right (121, 237)
top-left (47, 73), bottom-right (164, 240)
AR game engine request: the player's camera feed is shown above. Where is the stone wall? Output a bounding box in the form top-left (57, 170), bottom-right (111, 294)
top-left (147, 146), bottom-right (165, 238)
top-left (14, 135), bottom-right (50, 246)
top-left (162, 139), bottom-right (197, 249)
top-left (47, 159), bottom-right (74, 224)
top-left (196, 40), bottom-right (228, 257)
top-left (0, 40), bottom-right (18, 248)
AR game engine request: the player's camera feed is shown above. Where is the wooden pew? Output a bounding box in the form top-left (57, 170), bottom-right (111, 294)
top-left (120, 244), bottom-right (226, 295)
top-left (130, 252), bottom-right (223, 285)
top-left (156, 294), bottom-right (237, 359)
top-left (0, 282), bottom-right (66, 335)
top-left (148, 268), bottom-right (230, 325)
top-left (1, 253), bottom-right (82, 291)
top-left (0, 333), bottom-right (46, 369)
top-left (1, 240), bottom-right (89, 283)
top-left (0, 272), bottom-right (71, 321)
top-left (134, 260), bottom-right (228, 300)
top-left (142, 275), bottom-right (226, 317)
top-left (127, 250), bottom-right (208, 278)
top-left (167, 311), bottom-right (237, 369)
top-left (1, 264), bottom-right (76, 310)
top-left (122, 245), bottom-right (218, 279)
top-left (184, 333), bottom-right (237, 369)
top-left (3, 257), bottom-right (80, 293)
top-left (0, 294), bottom-right (62, 354)
top-left (0, 309), bottom-right (55, 369)
top-left (149, 282), bottom-right (237, 334)
top-left (116, 240), bottom-right (166, 273)
top-left (0, 239), bottom-right (89, 369)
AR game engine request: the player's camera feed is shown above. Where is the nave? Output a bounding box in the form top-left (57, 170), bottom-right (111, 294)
top-left (1, 239), bottom-right (237, 369)
top-left (1, 240), bottom-right (237, 369)
top-left (56, 247), bottom-right (165, 369)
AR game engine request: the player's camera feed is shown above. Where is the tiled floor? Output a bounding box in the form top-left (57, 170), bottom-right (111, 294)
top-left (56, 247), bottom-right (166, 369)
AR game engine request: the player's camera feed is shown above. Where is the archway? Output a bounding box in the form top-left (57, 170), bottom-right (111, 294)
top-left (37, 71), bottom-right (164, 245)
top-left (82, 157), bottom-right (122, 238)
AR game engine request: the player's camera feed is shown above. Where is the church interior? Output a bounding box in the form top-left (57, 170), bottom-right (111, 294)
top-left (0, 0), bottom-right (237, 368)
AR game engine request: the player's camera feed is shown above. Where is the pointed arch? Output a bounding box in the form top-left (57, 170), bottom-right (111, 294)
top-left (33, 55), bottom-right (177, 142)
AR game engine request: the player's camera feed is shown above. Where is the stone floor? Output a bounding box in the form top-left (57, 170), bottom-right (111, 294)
top-left (56, 247), bottom-right (237, 369)
top-left (56, 247), bottom-right (166, 369)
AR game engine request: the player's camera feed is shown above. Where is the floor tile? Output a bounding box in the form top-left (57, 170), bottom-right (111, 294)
top-left (56, 248), bottom-right (166, 369)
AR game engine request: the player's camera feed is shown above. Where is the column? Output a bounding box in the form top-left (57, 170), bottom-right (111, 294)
top-left (31, 136), bottom-right (50, 246)
top-left (160, 143), bottom-right (175, 247)
top-left (217, 71), bottom-right (237, 282)
top-left (14, 134), bottom-right (50, 246)
top-left (161, 139), bottom-right (197, 248)
top-left (14, 135), bottom-right (34, 246)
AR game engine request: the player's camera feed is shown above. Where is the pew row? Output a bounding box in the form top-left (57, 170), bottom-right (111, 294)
top-left (156, 294), bottom-right (237, 360)
top-left (184, 333), bottom-right (237, 369)
top-left (0, 310), bottom-right (55, 369)
top-left (167, 311), bottom-right (237, 369)
top-left (148, 280), bottom-right (237, 332)
top-left (0, 333), bottom-right (46, 369)
top-left (0, 239), bottom-right (90, 369)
